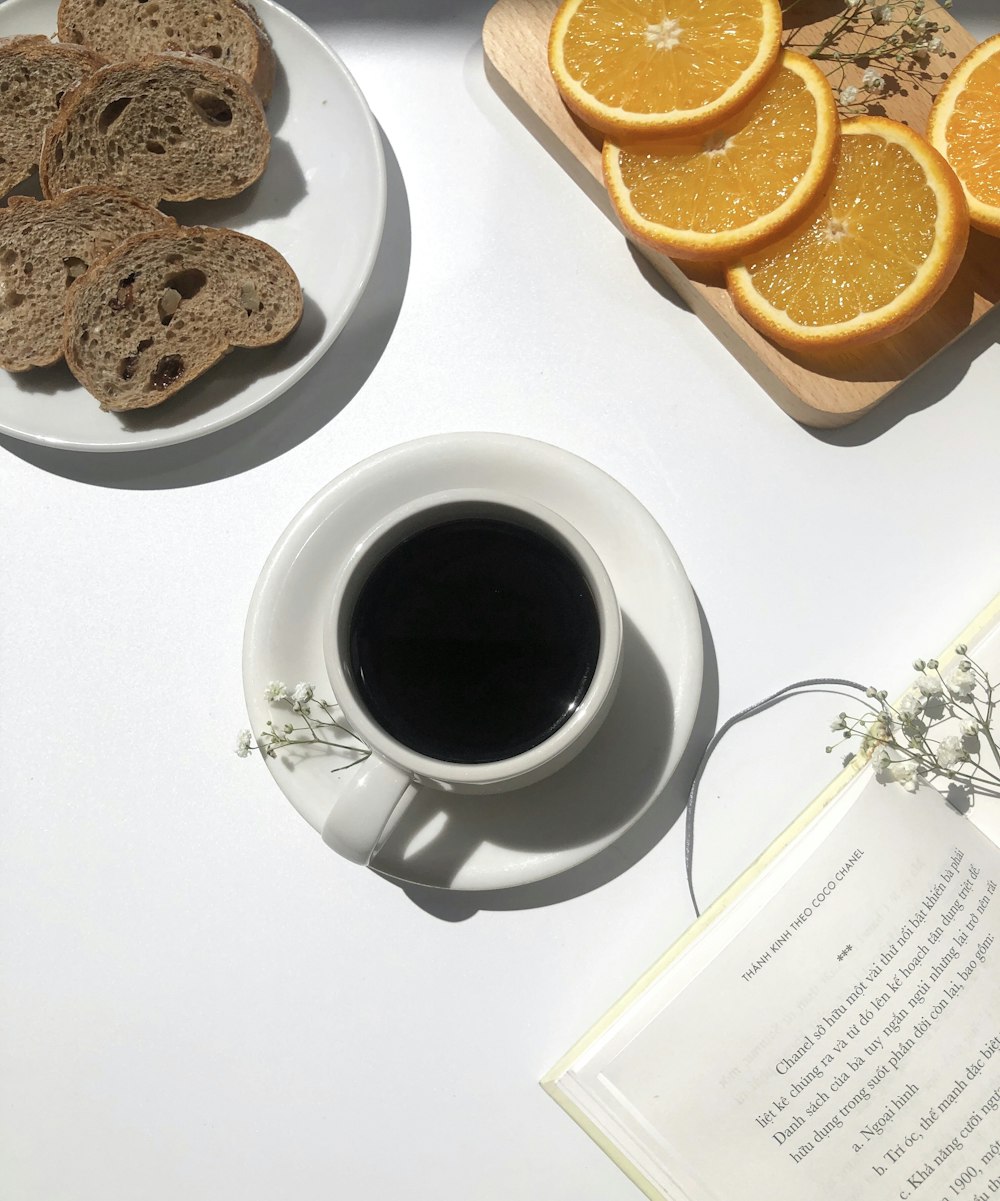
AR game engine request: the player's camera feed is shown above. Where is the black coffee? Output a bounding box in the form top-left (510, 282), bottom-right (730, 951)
top-left (347, 516), bottom-right (601, 764)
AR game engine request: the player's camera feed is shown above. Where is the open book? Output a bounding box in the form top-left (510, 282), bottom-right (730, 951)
top-left (544, 595), bottom-right (1000, 1201)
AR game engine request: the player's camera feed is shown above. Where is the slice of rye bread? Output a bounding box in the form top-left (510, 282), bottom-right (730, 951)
top-left (0, 187), bottom-right (174, 372)
top-left (0, 36), bottom-right (106, 198)
top-left (56, 0), bottom-right (275, 105)
top-left (39, 54), bottom-right (270, 205)
top-left (64, 225), bottom-right (303, 410)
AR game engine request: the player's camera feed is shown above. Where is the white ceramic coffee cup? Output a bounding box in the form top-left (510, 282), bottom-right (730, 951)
top-left (320, 488), bottom-right (623, 865)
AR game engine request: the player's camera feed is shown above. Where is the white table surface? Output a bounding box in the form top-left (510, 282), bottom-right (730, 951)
top-left (2, 3), bottom-right (1000, 1198)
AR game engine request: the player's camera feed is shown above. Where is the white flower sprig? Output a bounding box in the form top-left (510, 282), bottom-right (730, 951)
top-left (782, 0), bottom-right (954, 114)
top-left (828, 647), bottom-right (1000, 796)
top-left (236, 682), bottom-right (371, 771)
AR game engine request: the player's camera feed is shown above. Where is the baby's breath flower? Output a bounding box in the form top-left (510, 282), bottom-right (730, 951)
top-left (840, 84), bottom-right (859, 105)
top-left (916, 672), bottom-right (944, 697)
top-left (936, 736), bottom-right (965, 770)
top-left (927, 35), bottom-right (945, 52)
top-left (862, 67), bottom-right (885, 91)
top-left (237, 683), bottom-right (371, 775)
top-left (870, 3), bottom-right (892, 22)
top-left (889, 760), bottom-right (921, 792)
top-left (830, 650), bottom-right (1000, 801)
top-left (946, 662), bottom-right (976, 699)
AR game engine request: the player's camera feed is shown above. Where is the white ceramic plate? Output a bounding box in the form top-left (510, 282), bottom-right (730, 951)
top-left (0, 0), bottom-right (386, 452)
top-left (243, 434), bottom-right (704, 891)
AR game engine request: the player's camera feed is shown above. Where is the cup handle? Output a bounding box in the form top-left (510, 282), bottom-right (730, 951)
top-left (321, 752), bottom-right (416, 866)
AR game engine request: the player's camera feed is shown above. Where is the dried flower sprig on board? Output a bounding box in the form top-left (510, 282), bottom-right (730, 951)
top-left (236, 682), bottom-right (371, 770)
top-left (782, 0), bottom-right (955, 113)
top-left (828, 648), bottom-right (1000, 798)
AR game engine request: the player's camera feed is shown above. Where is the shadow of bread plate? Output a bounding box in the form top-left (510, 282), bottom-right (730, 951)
top-left (0, 0), bottom-right (386, 453)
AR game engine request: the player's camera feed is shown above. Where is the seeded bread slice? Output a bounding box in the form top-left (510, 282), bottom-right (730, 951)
top-left (0, 35), bottom-right (106, 198)
top-left (56, 0), bottom-right (275, 105)
top-left (64, 225), bottom-right (303, 410)
top-left (0, 187), bottom-right (174, 372)
top-left (39, 54), bottom-right (270, 205)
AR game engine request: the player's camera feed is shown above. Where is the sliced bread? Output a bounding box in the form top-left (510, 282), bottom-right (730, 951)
top-left (63, 225), bottom-right (303, 410)
top-left (0, 35), bottom-right (106, 198)
top-left (39, 54), bottom-right (270, 205)
top-left (0, 187), bottom-right (174, 372)
top-left (56, 0), bottom-right (275, 105)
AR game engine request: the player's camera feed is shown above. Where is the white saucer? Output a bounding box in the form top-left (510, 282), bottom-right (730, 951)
top-left (243, 434), bottom-right (703, 890)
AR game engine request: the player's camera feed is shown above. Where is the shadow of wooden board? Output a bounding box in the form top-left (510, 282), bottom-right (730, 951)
top-left (483, 0), bottom-right (1000, 428)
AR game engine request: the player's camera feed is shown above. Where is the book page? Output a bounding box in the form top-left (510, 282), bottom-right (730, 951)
top-left (565, 779), bottom-right (1000, 1201)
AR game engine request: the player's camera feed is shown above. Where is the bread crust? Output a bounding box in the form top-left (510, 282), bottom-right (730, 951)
top-left (55, 0), bottom-right (275, 104)
top-left (38, 53), bottom-right (271, 204)
top-left (62, 224), bottom-right (303, 410)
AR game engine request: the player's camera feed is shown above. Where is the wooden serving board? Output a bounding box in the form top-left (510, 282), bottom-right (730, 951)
top-left (483, 0), bottom-right (1000, 427)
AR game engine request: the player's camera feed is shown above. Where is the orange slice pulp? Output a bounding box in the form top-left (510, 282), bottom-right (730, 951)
top-left (603, 51), bottom-right (838, 262)
top-left (548, 0), bottom-right (783, 137)
top-left (927, 32), bottom-right (1000, 237)
top-left (726, 117), bottom-right (970, 350)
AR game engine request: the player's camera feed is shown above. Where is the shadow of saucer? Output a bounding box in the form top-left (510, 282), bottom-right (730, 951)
top-left (0, 123), bottom-right (411, 487)
top-left (381, 601), bottom-right (719, 918)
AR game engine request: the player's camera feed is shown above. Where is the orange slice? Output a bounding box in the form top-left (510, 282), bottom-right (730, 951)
top-left (602, 52), bottom-right (838, 262)
top-left (548, 0), bottom-right (783, 138)
top-left (727, 117), bottom-right (969, 350)
top-left (927, 33), bottom-right (1000, 236)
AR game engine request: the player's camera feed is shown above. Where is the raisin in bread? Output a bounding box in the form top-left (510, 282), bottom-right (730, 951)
top-left (39, 54), bottom-right (270, 204)
top-left (0, 35), bottom-right (105, 198)
top-left (56, 0), bottom-right (275, 105)
top-left (63, 225), bottom-right (302, 410)
top-left (0, 187), bottom-right (174, 372)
